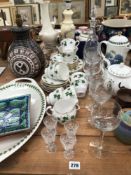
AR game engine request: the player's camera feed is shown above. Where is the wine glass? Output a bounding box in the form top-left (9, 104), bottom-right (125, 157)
top-left (41, 127), bottom-right (57, 153)
top-left (64, 120), bottom-right (79, 137)
top-left (89, 99), bottom-right (122, 159)
top-left (60, 133), bottom-right (77, 159)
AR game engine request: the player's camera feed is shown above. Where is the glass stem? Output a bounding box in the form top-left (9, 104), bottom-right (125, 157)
top-left (96, 131), bottom-right (105, 158)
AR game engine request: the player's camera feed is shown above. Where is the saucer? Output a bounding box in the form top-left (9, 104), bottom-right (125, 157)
top-left (41, 74), bottom-right (69, 92)
top-left (41, 74), bottom-right (67, 86)
top-left (64, 55), bottom-right (79, 64)
top-left (69, 59), bottom-right (83, 74)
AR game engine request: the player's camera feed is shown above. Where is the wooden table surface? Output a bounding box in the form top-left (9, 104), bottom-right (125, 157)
top-left (0, 60), bottom-right (131, 175)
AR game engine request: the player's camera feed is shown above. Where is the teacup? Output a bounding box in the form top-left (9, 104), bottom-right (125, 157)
top-left (63, 51), bottom-right (77, 63)
top-left (58, 38), bottom-right (79, 54)
top-left (62, 85), bottom-right (78, 103)
top-left (46, 98), bottom-right (80, 124)
top-left (71, 78), bottom-right (88, 98)
top-left (70, 72), bottom-right (87, 82)
top-left (50, 53), bottom-right (64, 63)
top-left (45, 62), bottom-right (69, 81)
top-left (46, 87), bottom-right (64, 105)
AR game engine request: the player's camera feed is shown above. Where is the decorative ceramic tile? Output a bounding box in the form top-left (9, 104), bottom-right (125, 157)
top-left (0, 94), bottom-right (31, 136)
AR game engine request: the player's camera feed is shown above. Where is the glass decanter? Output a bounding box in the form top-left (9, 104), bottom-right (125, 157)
top-left (83, 6), bottom-right (100, 72)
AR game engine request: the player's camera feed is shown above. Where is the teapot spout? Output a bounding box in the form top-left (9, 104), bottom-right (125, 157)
top-left (126, 44), bottom-right (131, 53)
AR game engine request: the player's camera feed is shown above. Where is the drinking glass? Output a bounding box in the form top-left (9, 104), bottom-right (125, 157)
top-left (64, 120), bottom-right (79, 137)
top-left (43, 115), bottom-right (57, 132)
top-left (41, 127), bottom-right (57, 153)
top-left (89, 99), bottom-right (122, 158)
top-left (60, 133), bottom-right (77, 159)
top-left (85, 76), bottom-right (112, 125)
top-left (82, 60), bottom-right (104, 112)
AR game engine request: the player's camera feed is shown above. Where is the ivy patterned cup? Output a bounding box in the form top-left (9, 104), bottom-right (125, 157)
top-left (63, 51), bottom-right (76, 63)
top-left (70, 72), bottom-right (87, 82)
top-left (46, 98), bottom-right (80, 124)
top-left (50, 53), bottom-right (64, 63)
top-left (71, 78), bottom-right (88, 98)
top-left (62, 86), bottom-right (78, 103)
top-left (46, 87), bottom-right (64, 105)
top-left (60, 38), bottom-right (79, 53)
top-left (45, 62), bottom-right (69, 81)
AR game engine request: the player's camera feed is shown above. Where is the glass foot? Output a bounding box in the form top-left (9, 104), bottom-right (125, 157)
top-left (47, 143), bottom-right (57, 153)
top-left (89, 139), bottom-right (104, 159)
top-left (64, 150), bottom-right (74, 160)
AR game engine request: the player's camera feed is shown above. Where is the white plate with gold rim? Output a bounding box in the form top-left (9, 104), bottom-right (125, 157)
top-left (0, 78), bottom-right (46, 162)
top-left (69, 59), bottom-right (83, 74)
top-left (41, 74), bottom-right (69, 86)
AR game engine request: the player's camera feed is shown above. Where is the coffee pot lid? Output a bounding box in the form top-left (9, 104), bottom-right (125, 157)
top-left (109, 32), bottom-right (129, 45)
top-left (108, 63), bottom-right (131, 77)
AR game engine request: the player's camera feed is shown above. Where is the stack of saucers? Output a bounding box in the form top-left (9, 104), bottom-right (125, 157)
top-left (40, 62), bottom-right (69, 93)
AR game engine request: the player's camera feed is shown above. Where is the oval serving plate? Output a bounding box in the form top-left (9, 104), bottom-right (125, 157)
top-left (0, 78), bottom-right (46, 162)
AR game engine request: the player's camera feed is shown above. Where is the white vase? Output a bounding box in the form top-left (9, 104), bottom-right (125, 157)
top-left (61, 9), bottom-right (75, 39)
top-left (39, 0), bottom-right (58, 48)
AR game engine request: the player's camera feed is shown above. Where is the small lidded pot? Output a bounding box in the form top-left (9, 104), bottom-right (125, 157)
top-left (103, 63), bottom-right (131, 93)
top-left (46, 98), bottom-right (80, 124)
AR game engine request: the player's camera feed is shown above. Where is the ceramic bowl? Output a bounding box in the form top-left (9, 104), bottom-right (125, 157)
top-left (99, 19), bottom-right (131, 41)
top-left (46, 98), bottom-right (80, 124)
top-left (114, 110), bottom-right (131, 145)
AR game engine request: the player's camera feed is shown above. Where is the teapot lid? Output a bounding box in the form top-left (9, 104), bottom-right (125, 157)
top-left (108, 63), bottom-right (131, 77)
top-left (109, 33), bottom-right (129, 45)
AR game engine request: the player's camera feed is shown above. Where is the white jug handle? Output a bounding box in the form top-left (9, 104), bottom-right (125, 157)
top-left (75, 40), bottom-right (80, 47)
top-left (98, 40), bottom-right (108, 58)
top-left (46, 106), bottom-right (53, 116)
top-left (102, 55), bottom-right (111, 67)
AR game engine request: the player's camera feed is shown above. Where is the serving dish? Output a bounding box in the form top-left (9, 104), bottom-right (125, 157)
top-left (0, 78), bottom-right (46, 162)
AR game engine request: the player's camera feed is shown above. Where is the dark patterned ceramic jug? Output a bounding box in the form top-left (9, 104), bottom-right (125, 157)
top-left (8, 26), bottom-right (45, 77)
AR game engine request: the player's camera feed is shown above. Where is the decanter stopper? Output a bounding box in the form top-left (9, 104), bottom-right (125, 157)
top-left (90, 5), bottom-right (96, 20)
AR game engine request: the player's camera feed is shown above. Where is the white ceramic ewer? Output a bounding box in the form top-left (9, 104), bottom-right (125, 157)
top-left (39, 0), bottom-right (58, 48)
